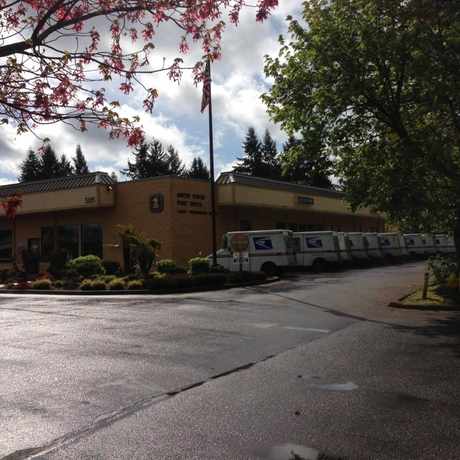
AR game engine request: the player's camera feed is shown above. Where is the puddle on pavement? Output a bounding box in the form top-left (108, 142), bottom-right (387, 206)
top-left (263, 443), bottom-right (320, 460)
top-left (261, 443), bottom-right (346, 460)
top-left (305, 381), bottom-right (358, 392)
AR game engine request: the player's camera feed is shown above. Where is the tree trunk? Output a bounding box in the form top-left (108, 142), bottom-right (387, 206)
top-left (454, 206), bottom-right (460, 281)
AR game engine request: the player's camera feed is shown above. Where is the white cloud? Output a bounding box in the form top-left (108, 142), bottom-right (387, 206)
top-left (0, 1), bottom-right (300, 183)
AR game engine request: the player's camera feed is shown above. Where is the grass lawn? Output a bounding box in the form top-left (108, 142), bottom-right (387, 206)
top-left (402, 284), bottom-right (460, 309)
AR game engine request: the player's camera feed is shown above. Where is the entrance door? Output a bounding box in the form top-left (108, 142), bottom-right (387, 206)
top-left (26, 238), bottom-right (41, 274)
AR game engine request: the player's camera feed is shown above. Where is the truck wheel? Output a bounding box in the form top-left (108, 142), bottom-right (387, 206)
top-left (261, 262), bottom-right (278, 276)
top-left (312, 258), bottom-right (327, 273)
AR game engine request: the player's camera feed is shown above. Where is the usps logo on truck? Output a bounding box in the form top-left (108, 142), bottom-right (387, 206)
top-left (253, 237), bottom-right (273, 251)
top-left (306, 237), bottom-right (323, 249)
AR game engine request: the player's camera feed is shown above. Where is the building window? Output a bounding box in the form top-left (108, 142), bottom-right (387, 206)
top-left (239, 220), bottom-right (251, 231)
top-left (41, 227), bottom-right (55, 261)
top-left (0, 230), bottom-right (12, 260)
top-left (82, 224), bottom-right (103, 258)
top-left (58, 225), bottom-right (80, 260)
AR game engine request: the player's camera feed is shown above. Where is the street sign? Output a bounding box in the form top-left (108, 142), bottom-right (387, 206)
top-left (230, 234), bottom-right (249, 252)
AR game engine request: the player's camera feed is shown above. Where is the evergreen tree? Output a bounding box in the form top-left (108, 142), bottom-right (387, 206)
top-left (73, 145), bottom-right (89, 175)
top-left (166, 145), bottom-right (185, 175)
top-left (57, 154), bottom-right (74, 177)
top-left (261, 129), bottom-right (281, 179)
top-left (279, 134), bottom-right (333, 189)
top-left (187, 157), bottom-right (210, 180)
top-left (233, 127), bottom-right (264, 176)
top-left (39, 144), bottom-right (61, 179)
top-left (19, 150), bottom-right (42, 182)
top-left (122, 139), bottom-right (170, 179)
top-left (110, 172), bottom-right (118, 182)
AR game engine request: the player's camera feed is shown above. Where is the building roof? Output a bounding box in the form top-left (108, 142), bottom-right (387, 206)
top-left (0, 172), bottom-right (114, 197)
top-left (216, 172), bottom-right (344, 198)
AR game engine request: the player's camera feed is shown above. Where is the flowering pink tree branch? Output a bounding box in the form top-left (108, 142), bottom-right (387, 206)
top-left (0, 0), bottom-right (277, 145)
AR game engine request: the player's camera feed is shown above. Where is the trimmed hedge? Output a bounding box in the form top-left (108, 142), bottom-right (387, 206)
top-left (144, 273), bottom-right (226, 291)
top-left (68, 255), bottom-right (105, 278)
top-left (127, 279), bottom-right (144, 290)
top-left (80, 279), bottom-right (106, 291)
top-left (31, 279), bottom-right (52, 290)
top-left (189, 257), bottom-right (210, 274)
top-left (157, 259), bottom-right (177, 274)
top-left (108, 278), bottom-right (126, 290)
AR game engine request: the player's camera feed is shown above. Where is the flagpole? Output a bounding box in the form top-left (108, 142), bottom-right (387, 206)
top-left (207, 60), bottom-right (218, 267)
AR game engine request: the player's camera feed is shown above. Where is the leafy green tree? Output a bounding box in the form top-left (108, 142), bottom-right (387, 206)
top-left (73, 145), bottom-right (89, 175)
top-left (279, 134), bottom-right (333, 188)
top-left (123, 140), bottom-right (170, 179)
top-left (187, 157), bottom-right (210, 180)
top-left (263, 0), bottom-right (460, 258)
top-left (166, 146), bottom-right (185, 176)
top-left (19, 150), bottom-right (42, 182)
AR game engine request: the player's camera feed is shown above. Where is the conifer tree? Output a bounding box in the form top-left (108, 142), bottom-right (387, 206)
top-left (233, 127), bottom-right (264, 176)
top-left (166, 146), bottom-right (185, 175)
top-left (19, 150), bottom-right (42, 182)
top-left (187, 157), bottom-right (210, 180)
top-left (123, 139), bottom-right (170, 179)
top-left (261, 129), bottom-right (281, 179)
top-left (73, 145), bottom-right (89, 175)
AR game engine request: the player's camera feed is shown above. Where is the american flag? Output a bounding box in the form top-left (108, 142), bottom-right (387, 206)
top-left (200, 60), bottom-right (211, 113)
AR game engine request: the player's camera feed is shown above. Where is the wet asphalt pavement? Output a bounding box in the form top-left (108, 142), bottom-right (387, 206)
top-left (1, 262), bottom-right (460, 459)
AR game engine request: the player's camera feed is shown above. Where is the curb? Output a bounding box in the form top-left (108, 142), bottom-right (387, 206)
top-left (389, 300), bottom-right (460, 311)
top-left (0, 276), bottom-right (279, 296)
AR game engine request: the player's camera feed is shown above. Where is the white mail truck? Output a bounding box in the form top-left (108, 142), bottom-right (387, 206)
top-left (293, 231), bottom-right (341, 271)
top-left (345, 232), bottom-right (369, 261)
top-left (363, 233), bottom-right (384, 259)
top-left (216, 229), bottom-right (297, 275)
top-left (378, 232), bottom-right (403, 258)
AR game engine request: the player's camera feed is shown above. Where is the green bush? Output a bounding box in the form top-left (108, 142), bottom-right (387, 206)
top-left (428, 255), bottom-right (457, 284)
top-left (108, 278), bottom-right (125, 290)
top-left (127, 279), bottom-right (144, 290)
top-left (80, 279), bottom-right (106, 291)
top-left (189, 257), bottom-right (210, 274)
top-left (98, 275), bottom-right (117, 283)
top-left (102, 260), bottom-right (121, 276)
top-left (157, 259), bottom-right (178, 274)
top-left (53, 280), bottom-right (64, 289)
top-left (210, 264), bottom-right (228, 274)
top-left (31, 279), bottom-right (52, 290)
top-left (68, 255), bottom-right (105, 278)
top-left (62, 268), bottom-right (81, 281)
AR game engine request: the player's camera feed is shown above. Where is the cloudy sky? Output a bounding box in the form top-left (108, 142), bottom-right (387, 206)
top-left (0, 1), bottom-right (301, 185)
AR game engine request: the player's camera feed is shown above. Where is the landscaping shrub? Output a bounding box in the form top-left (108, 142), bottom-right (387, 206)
top-left (189, 257), bottom-right (210, 274)
top-left (80, 279), bottom-right (106, 291)
top-left (108, 278), bottom-right (125, 290)
top-left (157, 259), bottom-right (178, 274)
top-left (0, 269), bottom-right (14, 283)
top-left (62, 268), bottom-right (81, 281)
top-left (210, 264), bottom-right (228, 274)
top-left (53, 280), bottom-right (64, 289)
top-left (68, 255), bottom-right (105, 278)
top-left (98, 275), bottom-right (117, 283)
top-left (102, 260), bottom-right (121, 276)
top-left (127, 279), bottom-right (144, 290)
top-left (31, 279), bottom-right (52, 290)
top-left (428, 255), bottom-right (457, 285)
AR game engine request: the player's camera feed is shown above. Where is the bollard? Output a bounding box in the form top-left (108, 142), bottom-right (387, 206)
top-left (422, 271), bottom-right (429, 300)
